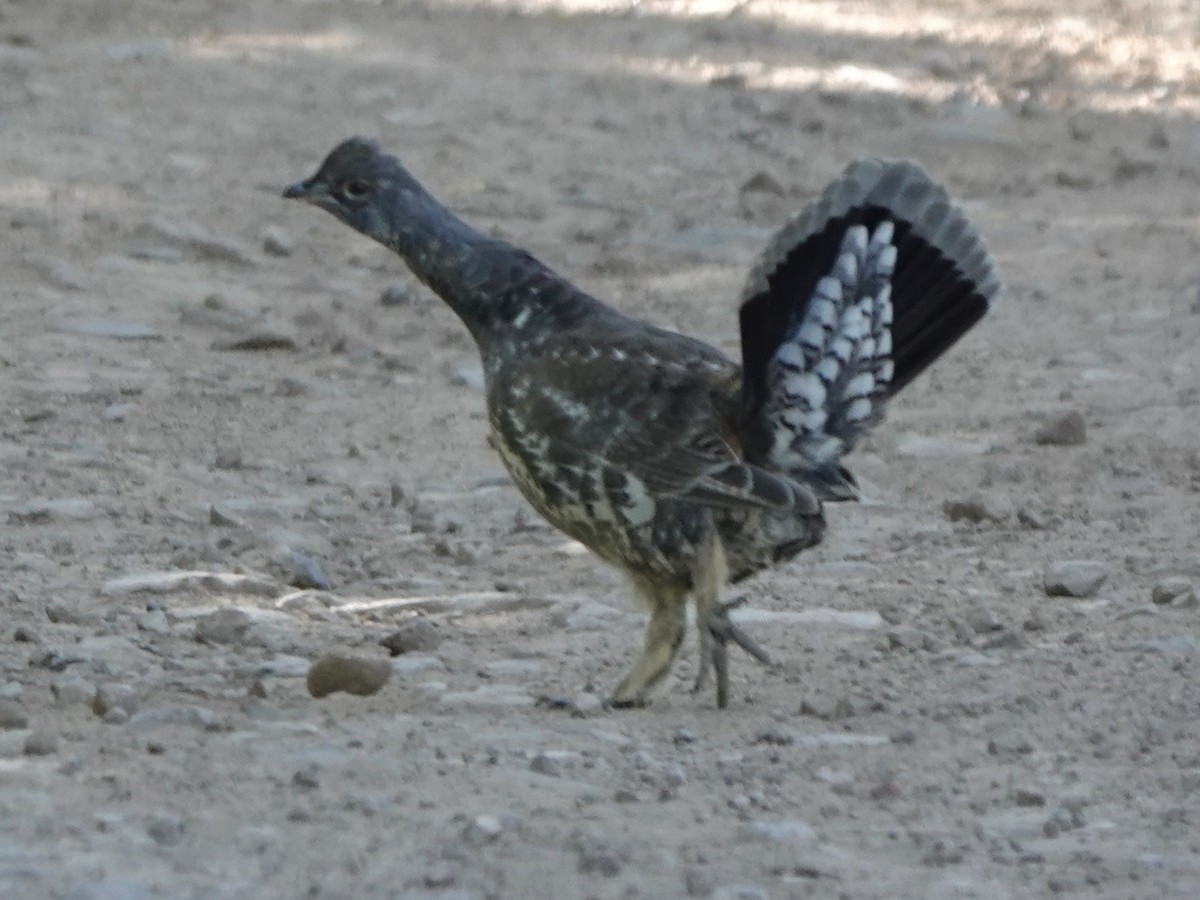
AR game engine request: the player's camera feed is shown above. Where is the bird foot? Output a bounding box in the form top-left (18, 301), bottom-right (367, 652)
top-left (692, 595), bottom-right (773, 709)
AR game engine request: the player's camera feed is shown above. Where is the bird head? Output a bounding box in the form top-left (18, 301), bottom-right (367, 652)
top-left (283, 137), bottom-right (411, 243)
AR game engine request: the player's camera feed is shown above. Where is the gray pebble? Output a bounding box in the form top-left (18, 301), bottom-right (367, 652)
top-left (135, 609), bottom-right (171, 635)
top-left (24, 730), bottom-right (58, 756)
top-left (208, 505), bottom-right (243, 528)
top-left (530, 750), bottom-right (580, 777)
top-left (194, 608), bottom-right (254, 645)
top-left (380, 618), bottom-right (441, 655)
top-left (1034, 410), bottom-right (1086, 446)
top-left (1013, 787), bottom-right (1046, 807)
top-left (101, 402), bottom-right (135, 422)
top-left (45, 599), bottom-right (102, 626)
top-left (1044, 560), bottom-right (1110, 598)
top-left (261, 225), bottom-right (293, 257)
top-left (1152, 577), bottom-right (1194, 605)
top-left (274, 548), bottom-right (332, 591)
top-left (0, 699), bottom-right (29, 730)
top-left (92, 683), bottom-right (138, 718)
top-left (0, 682), bottom-right (21, 701)
top-left (462, 814), bottom-right (505, 846)
top-left (380, 283), bottom-right (412, 306)
top-left (211, 329), bottom-right (298, 352)
top-left (942, 492), bottom-right (1012, 524)
top-left (146, 813), bottom-right (185, 846)
top-left (964, 603), bottom-right (1003, 634)
top-left (306, 653), bottom-right (392, 698)
top-left (684, 866), bottom-right (716, 898)
top-left (51, 675), bottom-right (96, 707)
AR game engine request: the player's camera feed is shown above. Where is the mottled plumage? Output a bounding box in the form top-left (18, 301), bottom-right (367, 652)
top-left (284, 138), bottom-right (1000, 708)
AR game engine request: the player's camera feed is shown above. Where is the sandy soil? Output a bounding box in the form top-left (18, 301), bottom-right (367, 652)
top-left (3, 0), bottom-right (1200, 897)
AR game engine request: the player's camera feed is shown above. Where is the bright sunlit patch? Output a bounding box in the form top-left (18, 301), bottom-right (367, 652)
top-left (621, 55), bottom-right (951, 101)
top-left (183, 29), bottom-right (362, 61)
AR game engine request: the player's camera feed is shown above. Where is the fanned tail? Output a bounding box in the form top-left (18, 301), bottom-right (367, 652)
top-left (737, 158), bottom-right (1001, 497)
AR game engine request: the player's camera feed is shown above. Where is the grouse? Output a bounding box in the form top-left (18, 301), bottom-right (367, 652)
top-left (284, 138), bottom-right (1000, 708)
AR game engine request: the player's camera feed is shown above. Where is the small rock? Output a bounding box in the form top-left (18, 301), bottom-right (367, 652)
top-left (92, 683), bottom-right (138, 718)
top-left (194, 608), bottom-right (254, 645)
top-left (1017, 507), bottom-right (1049, 530)
top-left (51, 675), bottom-right (96, 707)
top-left (208, 505), bottom-right (243, 528)
top-left (1044, 561), bottom-right (1110, 598)
top-left (135, 609), bottom-right (171, 635)
top-left (380, 618), bottom-right (441, 655)
top-left (24, 731), bottom-right (58, 756)
top-left (886, 627), bottom-right (932, 652)
top-left (45, 599), bottom-right (102, 626)
top-left (146, 813), bottom-right (185, 846)
top-left (452, 365), bottom-right (485, 393)
top-left (684, 866), bottom-right (716, 898)
top-left (273, 548), bottom-right (332, 591)
top-left (570, 693), bottom-right (605, 717)
top-left (1013, 787), bottom-right (1046, 807)
top-left (0, 699), bottom-right (29, 729)
top-left (530, 750), bottom-right (581, 777)
top-left (1034, 411), bottom-right (1086, 446)
top-left (463, 814), bottom-right (505, 845)
top-left (212, 329), bottom-right (298, 352)
top-left (942, 492), bottom-right (1013, 524)
top-left (101, 402), bottom-right (134, 422)
top-left (1152, 577), bottom-right (1193, 605)
top-left (380, 283), bottom-right (412, 306)
top-left (306, 654), bottom-right (392, 698)
top-left (964, 603), bottom-right (1003, 634)
top-left (261, 225), bottom-right (292, 257)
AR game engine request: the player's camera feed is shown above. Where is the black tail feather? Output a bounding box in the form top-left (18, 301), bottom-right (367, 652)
top-left (738, 159), bottom-right (999, 463)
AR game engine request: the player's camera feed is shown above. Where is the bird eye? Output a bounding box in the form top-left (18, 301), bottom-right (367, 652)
top-left (341, 179), bottom-right (372, 199)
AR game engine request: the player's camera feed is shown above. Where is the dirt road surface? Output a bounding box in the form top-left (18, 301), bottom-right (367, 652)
top-left (3, 1), bottom-right (1200, 897)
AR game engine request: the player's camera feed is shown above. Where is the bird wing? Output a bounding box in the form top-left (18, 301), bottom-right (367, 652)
top-left (490, 329), bottom-right (819, 520)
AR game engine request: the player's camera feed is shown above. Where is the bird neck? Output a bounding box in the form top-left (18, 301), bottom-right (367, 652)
top-left (381, 180), bottom-right (603, 351)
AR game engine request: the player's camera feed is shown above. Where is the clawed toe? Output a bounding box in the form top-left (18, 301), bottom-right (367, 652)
top-left (698, 596), bottom-right (773, 709)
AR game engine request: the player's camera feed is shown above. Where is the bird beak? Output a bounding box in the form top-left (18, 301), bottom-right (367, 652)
top-left (282, 178), bottom-right (316, 200)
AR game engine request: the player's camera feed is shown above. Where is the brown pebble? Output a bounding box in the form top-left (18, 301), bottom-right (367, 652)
top-left (1034, 411), bottom-right (1086, 446)
top-left (307, 654), bottom-right (392, 698)
top-left (380, 618), bottom-right (441, 655)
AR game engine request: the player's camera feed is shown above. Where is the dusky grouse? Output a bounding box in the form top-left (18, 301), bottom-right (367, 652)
top-left (284, 138), bottom-right (1000, 708)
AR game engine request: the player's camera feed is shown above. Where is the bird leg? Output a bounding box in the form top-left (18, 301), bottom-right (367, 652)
top-left (609, 579), bottom-right (687, 708)
top-left (690, 531), bottom-right (773, 708)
